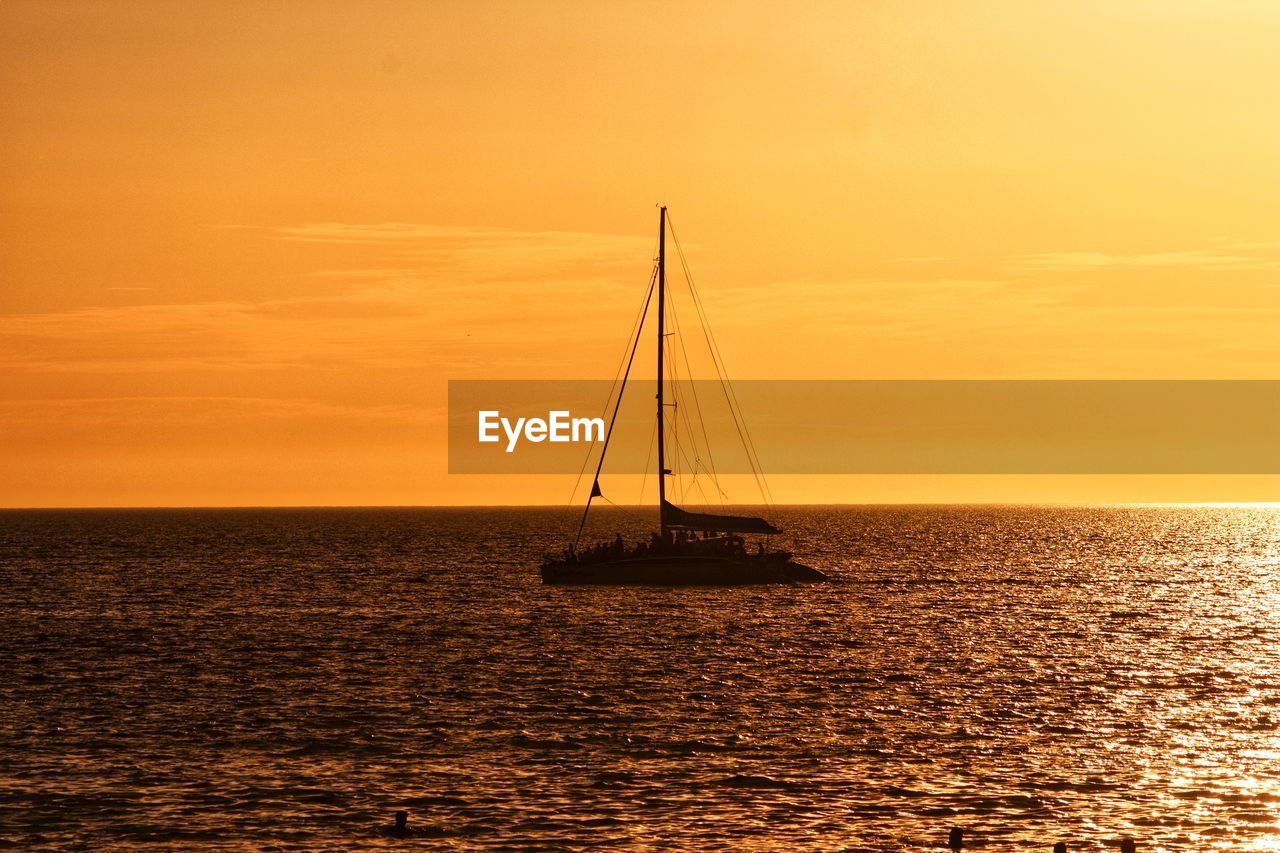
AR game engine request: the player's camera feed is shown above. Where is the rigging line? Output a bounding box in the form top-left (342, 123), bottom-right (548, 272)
top-left (670, 376), bottom-right (712, 502)
top-left (565, 268), bottom-right (655, 514)
top-left (666, 215), bottom-right (775, 507)
top-left (636, 409), bottom-right (658, 510)
top-left (666, 277), bottom-right (725, 507)
top-left (668, 218), bottom-right (775, 509)
top-left (665, 317), bottom-right (686, 479)
top-left (665, 215), bottom-right (762, 486)
top-left (665, 337), bottom-right (716, 509)
top-left (703, 307), bottom-right (776, 506)
top-left (579, 495), bottom-right (651, 543)
top-left (573, 268), bottom-right (657, 550)
top-left (680, 258), bottom-right (774, 509)
top-left (664, 323), bottom-right (694, 502)
top-left (564, 263), bottom-right (658, 515)
top-left (665, 327), bottom-right (678, 497)
top-left (667, 420), bottom-right (715, 507)
top-left (672, 426), bottom-right (733, 504)
top-left (677, 456), bottom-right (714, 507)
top-left (689, 474), bottom-right (713, 508)
top-left (570, 262), bottom-right (655, 494)
top-left (596, 493), bottom-right (650, 524)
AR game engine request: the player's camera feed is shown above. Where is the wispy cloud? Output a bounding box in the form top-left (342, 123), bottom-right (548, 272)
top-left (1003, 248), bottom-right (1280, 272)
top-left (889, 256), bottom-right (955, 263)
top-left (0, 284), bottom-right (624, 374)
top-left (0, 222), bottom-right (659, 377)
top-left (0, 395), bottom-right (443, 427)
top-left (693, 271), bottom-right (1280, 379)
top-left (231, 221), bottom-right (659, 291)
top-left (267, 223), bottom-right (503, 243)
top-left (706, 277), bottom-right (1082, 339)
top-left (262, 222), bottom-right (652, 273)
top-left (6, 225), bottom-right (1278, 387)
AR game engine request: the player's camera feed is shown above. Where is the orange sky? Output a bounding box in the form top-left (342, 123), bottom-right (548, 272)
top-left (2, 1), bottom-right (1278, 507)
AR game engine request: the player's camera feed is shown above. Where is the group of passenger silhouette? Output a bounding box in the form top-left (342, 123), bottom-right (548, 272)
top-left (552, 528), bottom-right (771, 566)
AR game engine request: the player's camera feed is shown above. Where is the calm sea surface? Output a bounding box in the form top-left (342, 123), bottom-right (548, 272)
top-left (2, 506), bottom-right (1279, 850)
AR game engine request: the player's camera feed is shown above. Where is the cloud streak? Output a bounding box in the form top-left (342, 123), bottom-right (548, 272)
top-left (0, 395), bottom-right (443, 428)
top-left (4, 225), bottom-right (1277, 386)
top-left (1003, 247), bottom-right (1280, 272)
top-left (0, 222), bottom-right (660, 378)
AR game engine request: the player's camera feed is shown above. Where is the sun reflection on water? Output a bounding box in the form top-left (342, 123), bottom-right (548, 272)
top-left (1, 506), bottom-right (1279, 849)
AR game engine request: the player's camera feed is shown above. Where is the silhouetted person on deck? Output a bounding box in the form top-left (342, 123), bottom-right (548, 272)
top-left (1120, 839), bottom-right (1136, 853)
top-left (1053, 843), bottom-right (1067, 853)
top-left (948, 826), bottom-right (964, 849)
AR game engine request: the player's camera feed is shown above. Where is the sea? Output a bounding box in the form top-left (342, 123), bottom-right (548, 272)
top-left (2, 506), bottom-right (1278, 850)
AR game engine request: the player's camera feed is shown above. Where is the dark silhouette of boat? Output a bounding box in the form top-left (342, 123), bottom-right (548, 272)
top-left (541, 207), bottom-right (828, 586)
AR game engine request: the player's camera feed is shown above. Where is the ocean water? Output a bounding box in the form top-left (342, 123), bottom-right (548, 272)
top-left (2, 506), bottom-right (1279, 850)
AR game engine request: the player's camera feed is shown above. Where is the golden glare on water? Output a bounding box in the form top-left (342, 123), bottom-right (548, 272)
top-left (4, 506), bottom-right (1280, 848)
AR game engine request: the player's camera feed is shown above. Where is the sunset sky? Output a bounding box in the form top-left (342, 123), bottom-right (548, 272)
top-left (2, 1), bottom-right (1278, 507)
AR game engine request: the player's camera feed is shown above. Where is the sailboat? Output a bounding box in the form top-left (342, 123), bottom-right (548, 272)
top-left (540, 207), bottom-right (828, 586)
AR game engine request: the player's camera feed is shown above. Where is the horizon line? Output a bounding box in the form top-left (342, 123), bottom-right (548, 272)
top-left (2, 501), bottom-right (1277, 511)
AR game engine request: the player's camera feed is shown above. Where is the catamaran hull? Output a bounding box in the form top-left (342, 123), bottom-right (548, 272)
top-left (541, 555), bottom-right (827, 586)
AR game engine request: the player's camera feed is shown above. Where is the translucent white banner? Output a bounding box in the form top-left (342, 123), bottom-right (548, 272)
top-left (448, 380), bottom-right (1280, 474)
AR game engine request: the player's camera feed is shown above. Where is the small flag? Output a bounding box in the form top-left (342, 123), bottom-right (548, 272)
top-left (590, 478), bottom-right (602, 498)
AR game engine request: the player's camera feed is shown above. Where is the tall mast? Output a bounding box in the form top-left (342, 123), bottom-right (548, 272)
top-left (656, 205), bottom-right (667, 532)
